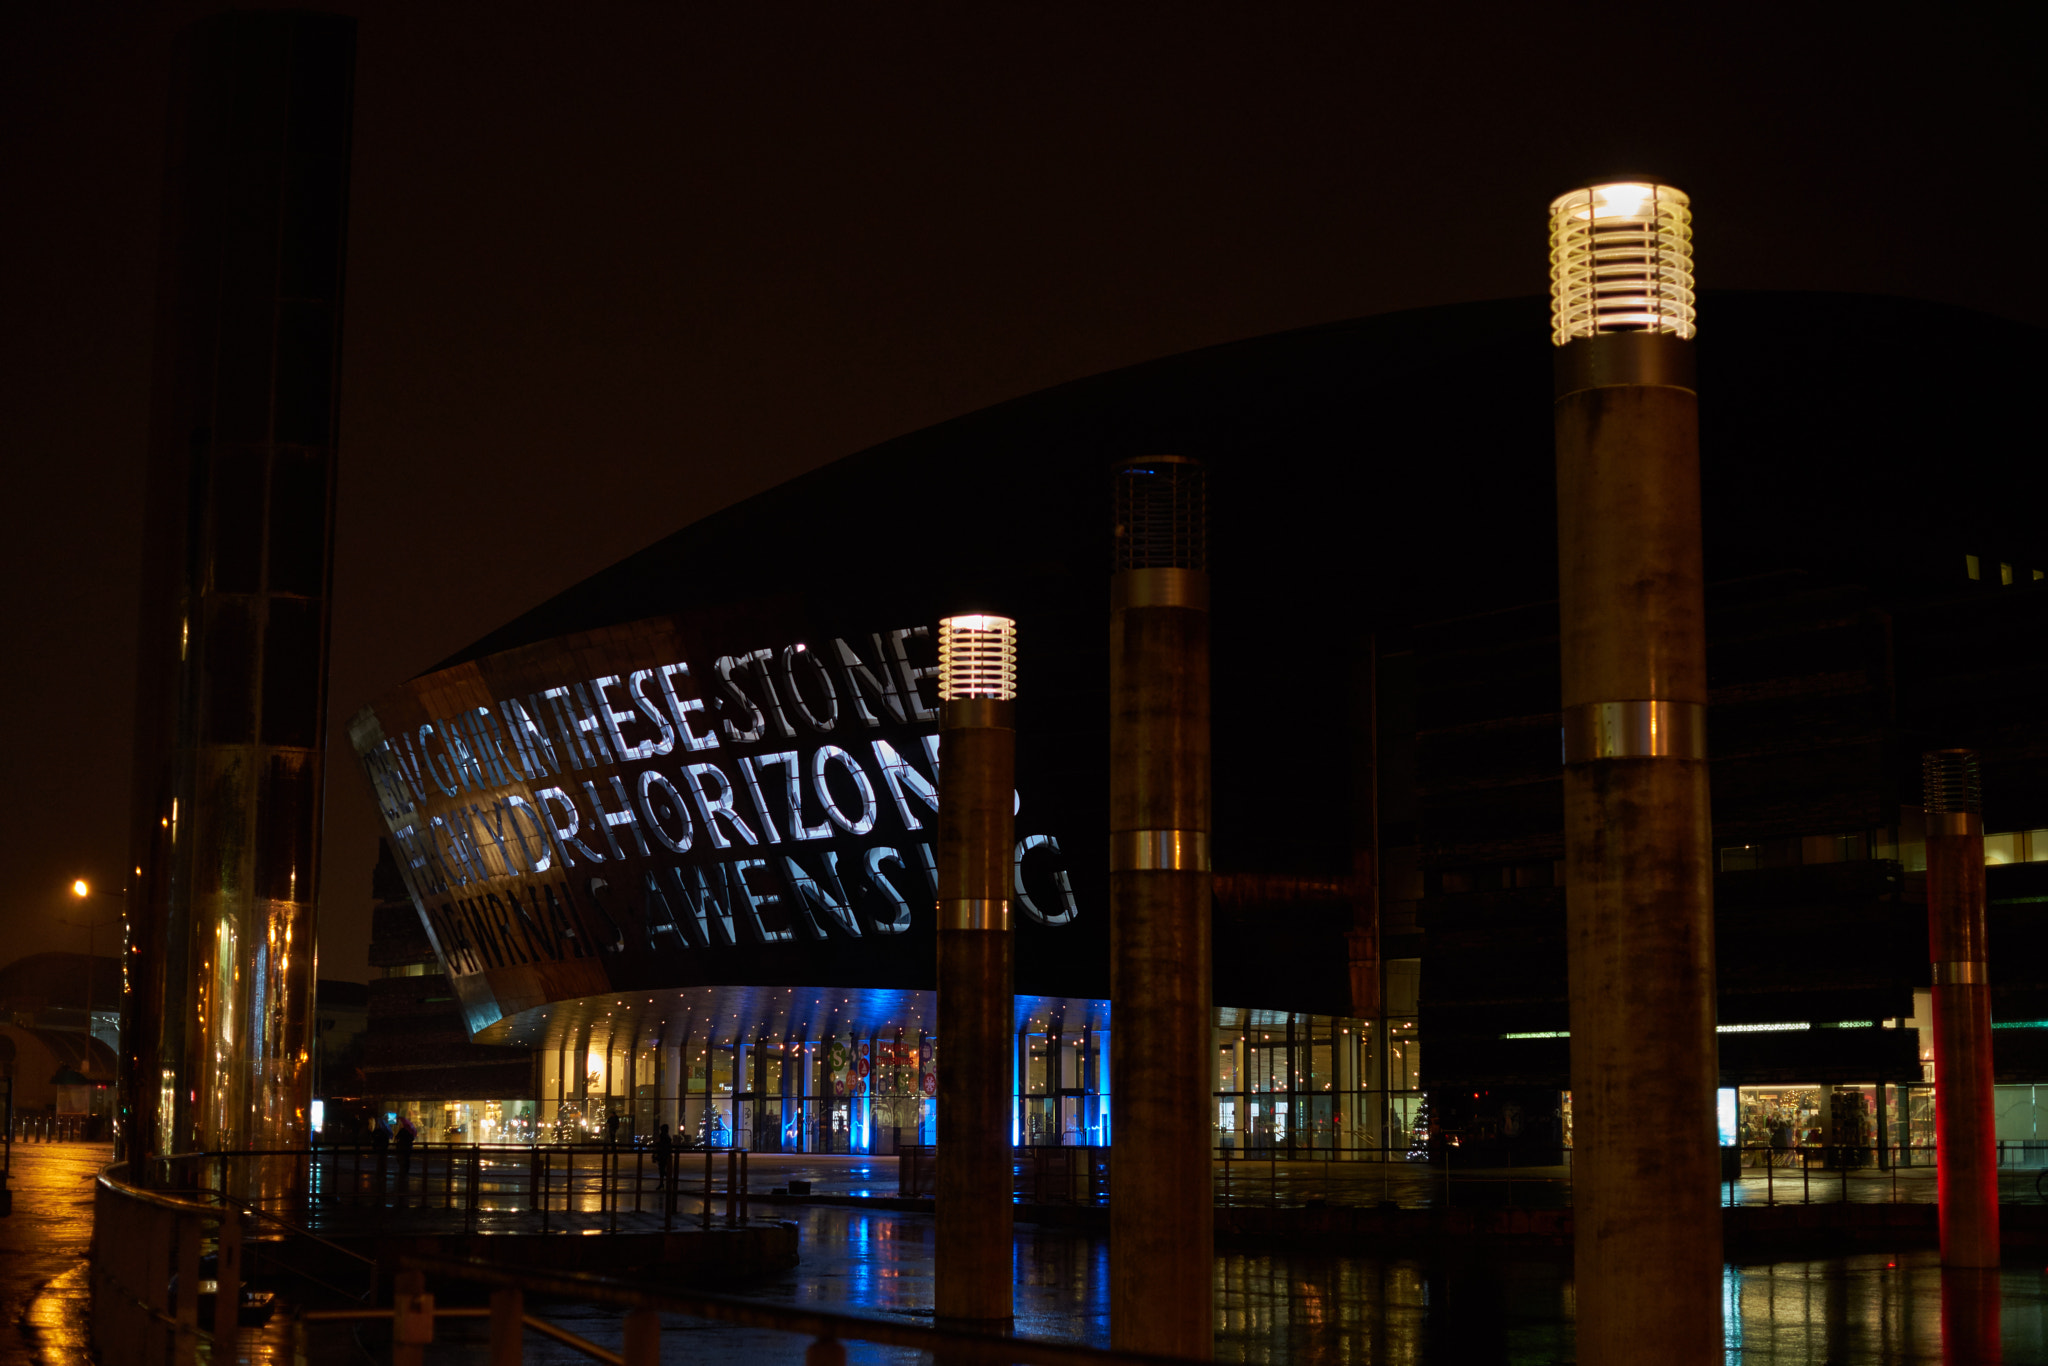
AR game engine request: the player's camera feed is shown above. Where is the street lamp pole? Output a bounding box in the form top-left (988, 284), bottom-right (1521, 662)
top-left (1550, 181), bottom-right (1720, 1366)
top-left (933, 613), bottom-right (1019, 1328)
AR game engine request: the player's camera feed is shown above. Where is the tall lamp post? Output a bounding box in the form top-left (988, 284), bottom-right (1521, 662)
top-left (1109, 456), bottom-right (1213, 1359)
top-left (933, 612), bottom-right (1018, 1328)
top-left (67, 881), bottom-right (125, 1047)
top-left (1550, 181), bottom-right (1720, 1366)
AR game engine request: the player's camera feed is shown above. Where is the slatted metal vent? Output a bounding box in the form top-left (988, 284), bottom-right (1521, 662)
top-left (1112, 456), bottom-right (1207, 573)
top-left (1549, 182), bottom-right (1696, 346)
top-left (1923, 748), bottom-right (1983, 815)
top-left (937, 614), bottom-right (1017, 701)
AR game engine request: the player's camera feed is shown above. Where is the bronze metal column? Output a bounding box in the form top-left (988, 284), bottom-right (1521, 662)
top-left (122, 12), bottom-right (356, 1187)
top-left (933, 614), bottom-right (1017, 1327)
top-left (1551, 182), bottom-right (1720, 1366)
top-left (1109, 456), bottom-right (1213, 1359)
top-left (1923, 748), bottom-right (2000, 1267)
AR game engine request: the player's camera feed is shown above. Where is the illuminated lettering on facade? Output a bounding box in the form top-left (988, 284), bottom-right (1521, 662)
top-left (350, 623), bottom-right (1083, 991)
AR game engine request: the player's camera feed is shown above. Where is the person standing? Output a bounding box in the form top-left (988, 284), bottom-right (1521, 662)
top-left (371, 1116), bottom-right (392, 1201)
top-left (395, 1115), bottom-right (417, 1200)
top-left (653, 1123), bottom-right (673, 1191)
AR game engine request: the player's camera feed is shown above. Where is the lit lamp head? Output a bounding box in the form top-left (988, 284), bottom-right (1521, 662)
top-left (1548, 181), bottom-right (1695, 347)
top-left (72, 879), bottom-right (91, 898)
top-left (937, 613), bottom-right (1017, 727)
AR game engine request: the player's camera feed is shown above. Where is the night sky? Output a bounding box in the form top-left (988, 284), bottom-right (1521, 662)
top-left (3, 5), bottom-right (2040, 982)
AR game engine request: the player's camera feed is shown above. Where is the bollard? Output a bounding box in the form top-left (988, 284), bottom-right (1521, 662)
top-left (807, 1335), bottom-right (848, 1366)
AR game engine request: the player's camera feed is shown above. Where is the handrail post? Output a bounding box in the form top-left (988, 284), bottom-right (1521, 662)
top-left (466, 1145), bottom-right (480, 1235)
top-left (173, 1208), bottom-right (201, 1366)
top-left (214, 1205), bottom-right (243, 1360)
top-left (702, 1147), bottom-right (713, 1230)
top-left (725, 1148), bottom-right (738, 1227)
top-left (740, 1149), bottom-right (750, 1223)
top-left (623, 1307), bottom-right (661, 1366)
top-left (488, 1287), bottom-right (523, 1366)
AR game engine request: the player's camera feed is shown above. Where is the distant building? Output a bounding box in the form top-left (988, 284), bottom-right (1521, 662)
top-left (344, 293), bottom-right (2048, 1161)
top-left (359, 842), bottom-right (536, 1142)
top-left (1, 953), bottom-right (120, 1129)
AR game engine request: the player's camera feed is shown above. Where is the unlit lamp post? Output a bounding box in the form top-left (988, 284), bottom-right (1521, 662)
top-left (933, 613), bottom-right (1017, 1327)
top-left (1550, 181), bottom-right (1719, 1366)
top-left (1108, 456), bottom-right (1213, 1359)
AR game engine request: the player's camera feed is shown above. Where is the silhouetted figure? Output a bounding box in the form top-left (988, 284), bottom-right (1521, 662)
top-left (371, 1117), bottom-right (392, 1201)
top-left (607, 1111), bottom-right (623, 1148)
top-left (395, 1115), bottom-right (417, 1196)
top-left (654, 1123), bottom-right (674, 1190)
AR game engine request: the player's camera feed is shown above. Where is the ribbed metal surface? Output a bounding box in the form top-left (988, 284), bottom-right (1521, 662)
top-left (1112, 456), bottom-right (1206, 573)
top-left (936, 614), bottom-right (1017, 700)
top-left (1924, 748), bottom-right (1984, 815)
top-left (1549, 182), bottom-right (1696, 346)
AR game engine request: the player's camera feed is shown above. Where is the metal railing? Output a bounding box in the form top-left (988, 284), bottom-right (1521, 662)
top-left (1717, 1143), bottom-right (2048, 1206)
top-left (297, 1253), bottom-right (1204, 1365)
top-left (153, 1142), bottom-right (758, 1235)
top-left (90, 1161), bottom-right (262, 1363)
top-left (899, 1146), bottom-right (1111, 1204)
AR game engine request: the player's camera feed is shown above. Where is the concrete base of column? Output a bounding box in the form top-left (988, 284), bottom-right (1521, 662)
top-left (1109, 868), bottom-right (1214, 1359)
top-left (1565, 758), bottom-right (1721, 1366)
top-left (935, 927), bottom-right (1014, 1327)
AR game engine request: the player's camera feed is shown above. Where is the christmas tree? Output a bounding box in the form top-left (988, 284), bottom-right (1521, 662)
top-left (1405, 1095), bottom-right (1434, 1162)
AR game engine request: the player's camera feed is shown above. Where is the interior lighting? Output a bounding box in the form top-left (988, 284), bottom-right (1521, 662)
top-left (1501, 1030), bottom-right (1570, 1040)
top-left (1548, 181), bottom-right (1696, 345)
top-left (1716, 1022), bottom-right (1810, 1034)
top-left (936, 614), bottom-right (1018, 701)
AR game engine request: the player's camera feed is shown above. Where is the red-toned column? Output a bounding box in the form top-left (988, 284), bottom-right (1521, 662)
top-left (1924, 748), bottom-right (2000, 1268)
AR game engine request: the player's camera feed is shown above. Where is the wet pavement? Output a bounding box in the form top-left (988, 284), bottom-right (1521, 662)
top-left (1, 1142), bottom-right (107, 1366)
top-left (20, 1145), bottom-right (2048, 1363)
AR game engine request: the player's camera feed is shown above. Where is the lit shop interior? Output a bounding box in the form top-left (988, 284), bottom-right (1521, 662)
top-left (480, 987), bottom-right (1423, 1157)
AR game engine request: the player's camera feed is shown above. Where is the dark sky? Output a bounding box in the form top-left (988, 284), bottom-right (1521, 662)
top-left (3, 4), bottom-right (2041, 982)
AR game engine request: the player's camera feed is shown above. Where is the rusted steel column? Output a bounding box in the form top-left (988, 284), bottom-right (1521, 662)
top-left (1109, 456), bottom-right (1213, 1359)
top-left (933, 615), bottom-right (1018, 1327)
top-left (1924, 748), bottom-right (2000, 1268)
top-left (1551, 183), bottom-right (1720, 1366)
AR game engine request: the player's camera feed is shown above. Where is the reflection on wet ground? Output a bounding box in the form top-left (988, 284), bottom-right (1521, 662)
top-left (1, 1142), bottom-right (107, 1366)
top-left (403, 1200), bottom-right (2048, 1364)
top-left (17, 1145), bottom-right (2048, 1363)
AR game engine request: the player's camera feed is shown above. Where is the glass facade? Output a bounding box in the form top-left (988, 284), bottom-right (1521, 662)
top-left (1212, 1008), bottom-right (1406, 1158)
top-left (494, 996), bottom-right (1402, 1157)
